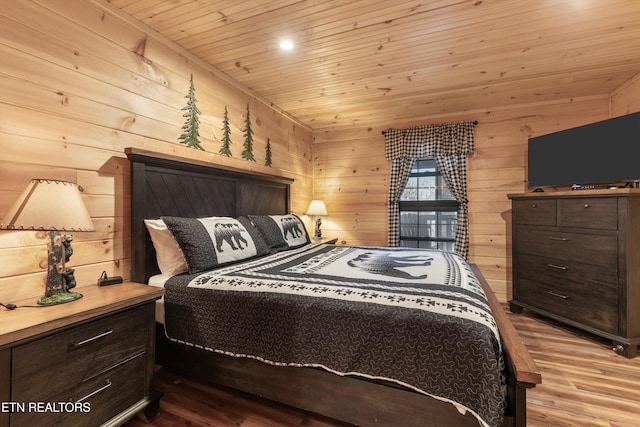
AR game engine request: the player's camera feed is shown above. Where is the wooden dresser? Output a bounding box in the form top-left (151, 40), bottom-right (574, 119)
top-left (0, 282), bottom-right (164, 426)
top-left (508, 189), bottom-right (640, 358)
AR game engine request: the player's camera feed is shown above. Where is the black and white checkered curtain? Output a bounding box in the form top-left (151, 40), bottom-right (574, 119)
top-left (387, 156), bottom-right (415, 247)
top-left (384, 121), bottom-right (476, 259)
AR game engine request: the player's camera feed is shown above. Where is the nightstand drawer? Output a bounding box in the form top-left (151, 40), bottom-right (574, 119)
top-left (513, 199), bottom-right (556, 226)
top-left (11, 353), bottom-right (146, 427)
top-left (12, 306), bottom-right (147, 402)
top-left (558, 198), bottom-right (618, 230)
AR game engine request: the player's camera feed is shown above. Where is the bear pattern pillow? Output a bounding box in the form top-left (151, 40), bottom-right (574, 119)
top-left (249, 214), bottom-right (310, 251)
top-left (161, 216), bottom-right (270, 274)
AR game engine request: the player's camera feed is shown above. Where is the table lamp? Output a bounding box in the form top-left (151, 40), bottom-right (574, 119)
top-left (305, 199), bottom-right (328, 240)
top-left (0, 179), bottom-right (95, 305)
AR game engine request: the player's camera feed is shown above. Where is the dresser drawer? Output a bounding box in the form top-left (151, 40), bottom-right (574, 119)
top-left (513, 199), bottom-right (556, 226)
top-left (516, 277), bottom-right (618, 333)
top-left (12, 306), bottom-right (147, 402)
top-left (515, 254), bottom-right (618, 303)
top-left (558, 198), bottom-right (618, 230)
top-left (515, 228), bottom-right (617, 267)
top-left (11, 352), bottom-right (146, 427)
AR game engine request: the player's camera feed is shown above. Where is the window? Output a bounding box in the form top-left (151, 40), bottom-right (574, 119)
top-left (399, 158), bottom-right (458, 251)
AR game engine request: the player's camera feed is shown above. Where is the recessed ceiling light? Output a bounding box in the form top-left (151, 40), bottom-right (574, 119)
top-left (280, 40), bottom-right (294, 51)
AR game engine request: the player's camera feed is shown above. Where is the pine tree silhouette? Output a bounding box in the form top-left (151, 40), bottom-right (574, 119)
top-left (265, 138), bottom-right (273, 167)
top-left (178, 74), bottom-right (204, 150)
top-left (219, 106), bottom-right (232, 156)
top-left (241, 103), bottom-right (256, 161)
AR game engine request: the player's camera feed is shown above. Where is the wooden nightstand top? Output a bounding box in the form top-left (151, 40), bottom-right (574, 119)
top-left (0, 282), bottom-right (163, 348)
top-left (314, 237), bottom-right (338, 244)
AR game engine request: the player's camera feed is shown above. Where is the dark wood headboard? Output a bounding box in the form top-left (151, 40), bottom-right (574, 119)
top-left (126, 148), bottom-right (293, 283)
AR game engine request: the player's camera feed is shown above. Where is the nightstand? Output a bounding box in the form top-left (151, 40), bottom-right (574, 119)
top-left (0, 282), bottom-right (163, 427)
top-left (315, 237), bottom-right (338, 244)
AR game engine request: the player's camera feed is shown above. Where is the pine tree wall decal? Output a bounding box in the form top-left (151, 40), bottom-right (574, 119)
top-left (178, 74), bottom-right (204, 150)
top-left (265, 138), bottom-right (273, 167)
top-left (241, 103), bottom-right (256, 161)
top-left (219, 106), bottom-right (232, 156)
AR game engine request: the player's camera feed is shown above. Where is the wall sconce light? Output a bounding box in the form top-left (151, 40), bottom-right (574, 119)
top-left (0, 179), bottom-right (95, 306)
top-left (305, 199), bottom-right (328, 240)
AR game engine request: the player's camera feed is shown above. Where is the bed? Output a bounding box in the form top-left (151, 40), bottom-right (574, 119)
top-left (126, 148), bottom-right (541, 427)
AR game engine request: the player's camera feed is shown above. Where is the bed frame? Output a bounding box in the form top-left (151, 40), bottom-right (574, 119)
top-left (126, 148), bottom-right (541, 427)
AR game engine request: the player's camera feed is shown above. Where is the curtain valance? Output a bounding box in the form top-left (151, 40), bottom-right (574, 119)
top-left (384, 120), bottom-right (476, 160)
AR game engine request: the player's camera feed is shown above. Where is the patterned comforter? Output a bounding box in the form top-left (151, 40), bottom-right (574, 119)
top-left (163, 244), bottom-right (505, 427)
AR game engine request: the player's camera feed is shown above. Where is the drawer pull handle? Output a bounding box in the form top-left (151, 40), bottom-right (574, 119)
top-left (70, 329), bottom-right (113, 349)
top-left (584, 203), bottom-right (590, 208)
top-left (548, 237), bottom-right (569, 242)
top-left (547, 263), bottom-right (569, 270)
top-left (548, 291), bottom-right (569, 300)
top-left (76, 380), bottom-right (112, 404)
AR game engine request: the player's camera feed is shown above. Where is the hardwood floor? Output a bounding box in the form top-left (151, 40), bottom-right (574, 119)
top-left (125, 308), bottom-right (640, 427)
top-left (124, 367), bottom-right (351, 427)
top-left (506, 309), bottom-right (640, 427)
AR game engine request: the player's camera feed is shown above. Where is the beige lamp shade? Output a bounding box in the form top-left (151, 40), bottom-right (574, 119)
top-left (305, 199), bottom-right (328, 216)
top-left (0, 179), bottom-right (95, 232)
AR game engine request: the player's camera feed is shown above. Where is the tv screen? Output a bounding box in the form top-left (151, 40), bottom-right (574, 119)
top-left (528, 112), bottom-right (640, 188)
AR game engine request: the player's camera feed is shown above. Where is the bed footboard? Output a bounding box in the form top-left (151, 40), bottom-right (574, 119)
top-left (155, 265), bottom-right (540, 427)
top-left (471, 265), bottom-right (541, 427)
top-left (156, 322), bottom-right (483, 427)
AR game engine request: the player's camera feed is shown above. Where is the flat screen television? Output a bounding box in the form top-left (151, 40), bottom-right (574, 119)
top-left (528, 112), bottom-right (640, 189)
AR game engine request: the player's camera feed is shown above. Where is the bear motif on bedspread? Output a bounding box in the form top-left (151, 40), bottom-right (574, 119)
top-left (347, 251), bottom-right (433, 280)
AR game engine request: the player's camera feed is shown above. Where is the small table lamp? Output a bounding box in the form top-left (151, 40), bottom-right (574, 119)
top-left (0, 179), bottom-right (95, 305)
top-left (305, 199), bottom-right (328, 240)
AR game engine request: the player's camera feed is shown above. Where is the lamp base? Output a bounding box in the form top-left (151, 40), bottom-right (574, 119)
top-left (37, 291), bottom-right (83, 306)
top-left (313, 216), bottom-right (323, 240)
top-left (40, 231), bottom-right (81, 306)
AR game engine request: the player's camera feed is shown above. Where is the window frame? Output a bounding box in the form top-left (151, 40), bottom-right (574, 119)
top-left (398, 158), bottom-right (459, 250)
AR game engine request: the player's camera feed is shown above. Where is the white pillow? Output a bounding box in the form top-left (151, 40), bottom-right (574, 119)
top-left (144, 219), bottom-right (188, 276)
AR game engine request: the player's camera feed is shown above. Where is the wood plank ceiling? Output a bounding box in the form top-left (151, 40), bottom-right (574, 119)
top-left (110, 0), bottom-right (640, 130)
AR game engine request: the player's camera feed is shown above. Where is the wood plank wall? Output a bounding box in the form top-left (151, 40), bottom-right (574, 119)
top-left (1, 1), bottom-right (639, 305)
top-left (313, 89), bottom-right (640, 301)
top-left (0, 0), bottom-right (313, 302)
